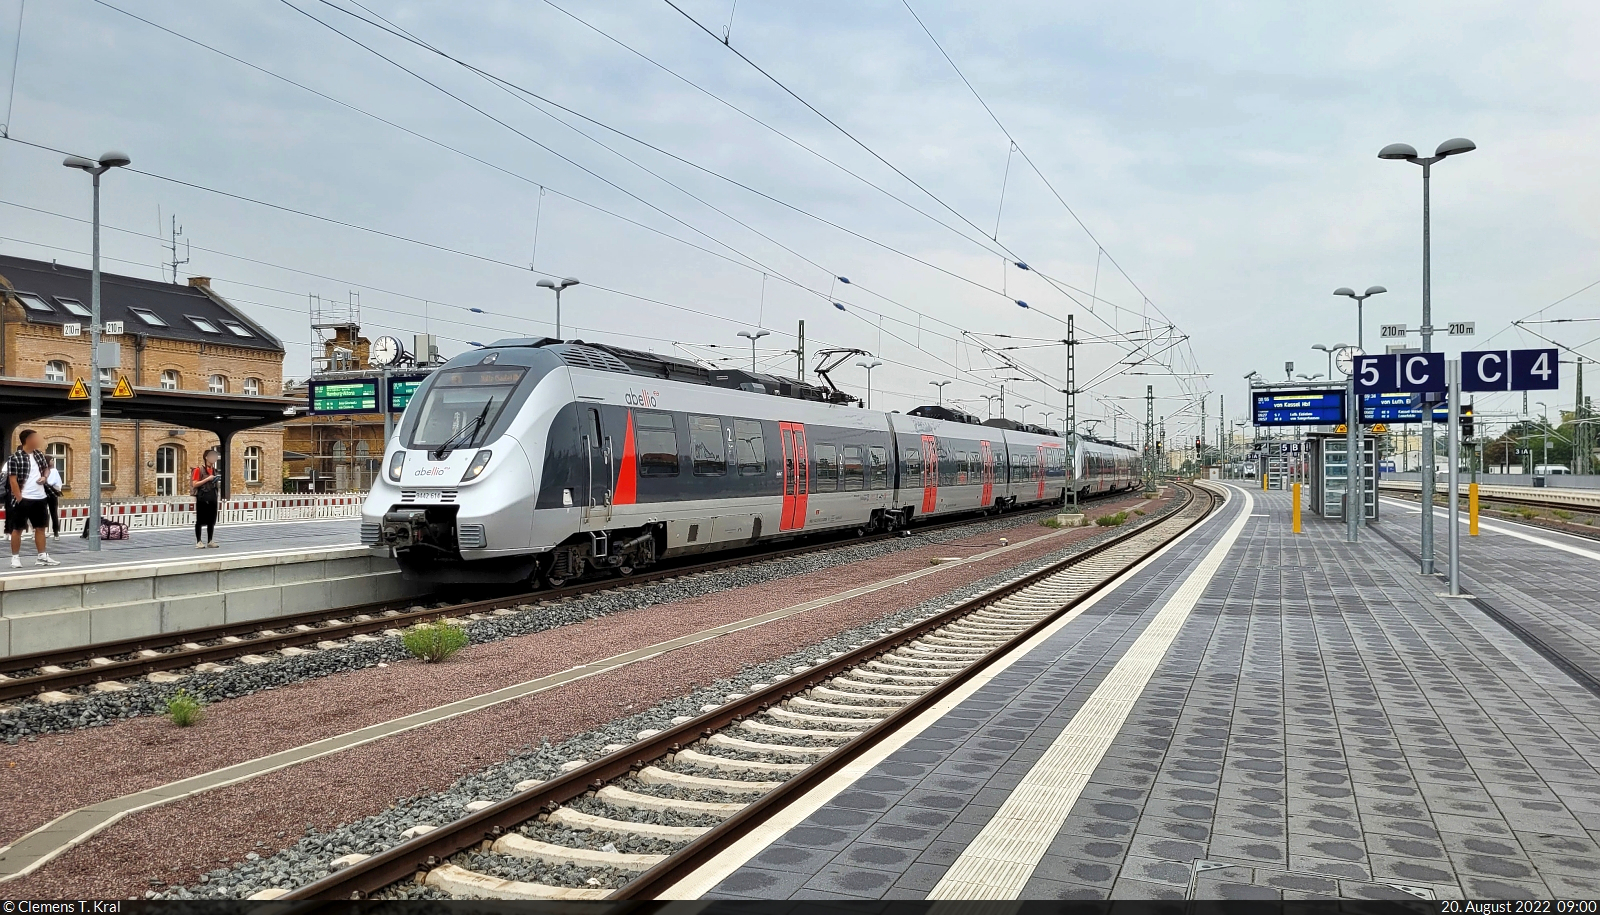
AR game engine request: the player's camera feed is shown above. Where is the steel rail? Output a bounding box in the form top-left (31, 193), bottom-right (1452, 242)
top-left (0, 501), bottom-right (1083, 703)
top-left (284, 483), bottom-right (1212, 901)
top-left (1384, 489), bottom-right (1600, 542)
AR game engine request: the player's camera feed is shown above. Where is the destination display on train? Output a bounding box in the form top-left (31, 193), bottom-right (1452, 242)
top-left (1252, 390), bottom-right (1346, 426)
top-left (1360, 393), bottom-right (1448, 423)
top-left (309, 379), bottom-right (379, 414)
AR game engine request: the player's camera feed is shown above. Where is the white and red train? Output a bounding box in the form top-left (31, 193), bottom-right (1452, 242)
top-left (363, 339), bottom-right (1139, 585)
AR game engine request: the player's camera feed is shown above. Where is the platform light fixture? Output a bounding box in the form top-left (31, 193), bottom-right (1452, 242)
top-left (62, 149), bottom-right (132, 552)
top-left (535, 277), bottom-right (579, 339)
top-left (1379, 136), bottom-right (1475, 574)
top-left (1312, 343), bottom-right (1351, 379)
top-left (737, 329), bottom-right (770, 372)
top-left (856, 360), bottom-right (883, 409)
top-left (1333, 285), bottom-right (1387, 351)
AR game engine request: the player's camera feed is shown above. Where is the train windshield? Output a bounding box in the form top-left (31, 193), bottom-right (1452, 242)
top-left (407, 366), bottom-right (527, 454)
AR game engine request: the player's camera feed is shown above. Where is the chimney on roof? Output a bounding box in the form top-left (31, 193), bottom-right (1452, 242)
top-left (187, 276), bottom-right (212, 289)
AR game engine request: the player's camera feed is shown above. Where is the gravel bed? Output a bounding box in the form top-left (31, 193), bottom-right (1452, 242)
top-left (615, 778), bottom-right (749, 805)
top-left (519, 822), bottom-right (685, 857)
top-left (156, 493), bottom-right (1183, 900)
top-left (666, 759), bottom-right (794, 782)
top-left (694, 743), bottom-right (831, 764)
top-left (565, 795), bottom-right (725, 830)
top-left (2, 507), bottom-right (1062, 743)
top-left (452, 849), bottom-right (634, 890)
top-left (727, 727), bottom-right (838, 748)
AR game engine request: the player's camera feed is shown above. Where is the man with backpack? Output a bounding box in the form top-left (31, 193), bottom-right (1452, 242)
top-left (7, 430), bottom-right (60, 568)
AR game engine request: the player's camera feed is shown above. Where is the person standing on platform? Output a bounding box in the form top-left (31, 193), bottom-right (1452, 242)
top-left (44, 456), bottom-right (62, 539)
top-left (191, 448), bottom-right (221, 548)
top-left (6, 430), bottom-right (60, 568)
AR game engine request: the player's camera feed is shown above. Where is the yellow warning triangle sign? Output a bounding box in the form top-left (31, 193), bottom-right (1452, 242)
top-left (68, 378), bottom-right (90, 400)
top-left (111, 375), bottom-right (135, 398)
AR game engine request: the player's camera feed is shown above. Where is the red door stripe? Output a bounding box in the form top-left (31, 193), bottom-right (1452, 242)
top-left (613, 410), bottom-right (638, 505)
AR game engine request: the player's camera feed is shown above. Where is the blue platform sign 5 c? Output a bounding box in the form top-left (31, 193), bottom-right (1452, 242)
top-left (1462, 348), bottom-right (1559, 391)
top-left (1355, 352), bottom-right (1446, 394)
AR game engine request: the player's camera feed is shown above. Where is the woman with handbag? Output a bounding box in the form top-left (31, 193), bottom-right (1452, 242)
top-left (191, 449), bottom-right (221, 548)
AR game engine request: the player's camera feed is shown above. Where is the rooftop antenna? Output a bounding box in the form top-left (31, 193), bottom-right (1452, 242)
top-left (164, 212), bottom-right (189, 284)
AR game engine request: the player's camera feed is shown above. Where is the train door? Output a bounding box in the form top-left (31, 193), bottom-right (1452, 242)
top-left (980, 440), bottom-right (994, 507)
top-left (1036, 444), bottom-right (1048, 501)
top-left (583, 406), bottom-right (612, 522)
top-left (920, 435), bottom-right (938, 514)
top-left (779, 421), bottom-right (809, 530)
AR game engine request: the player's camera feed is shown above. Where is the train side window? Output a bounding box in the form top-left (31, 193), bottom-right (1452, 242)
top-left (814, 444), bottom-right (839, 492)
top-left (734, 420), bottom-right (766, 475)
top-left (869, 446), bottom-right (888, 489)
top-left (689, 414), bottom-right (726, 476)
top-left (842, 445), bottom-right (865, 491)
top-left (636, 411), bottom-right (680, 476)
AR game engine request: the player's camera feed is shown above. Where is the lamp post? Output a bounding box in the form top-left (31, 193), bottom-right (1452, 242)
top-left (983, 394), bottom-right (1002, 419)
top-left (1041, 410), bottom-right (1054, 431)
top-left (535, 276), bottom-right (579, 339)
top-left (1017, 404), bottom-right (1029, 424)
top-left (1537, 402), bottom-right (1550, 471)
top-left (930, 380), bottom-right (951, 405)
top-left (1296, 373), bottom-right (1324, 381)
top-left (1334, 285), bottom-right (1388, 351)
top-left (63, 150), bottom-right (131, 552)
top-left (1233, 420), bottom-right (1246, 479)
top-left (1380, 136), bottom-right (1475, 574)
top-left (856, 360), bottom-right (882, 409)
top-left (736, 329), bottom-right (769, 372)
top-left (1334, 290), bottom-right (1381, 540)
top-left (1312, 343), bottom-right (1351, 380)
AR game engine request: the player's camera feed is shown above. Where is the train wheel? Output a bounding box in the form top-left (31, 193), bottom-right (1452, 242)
top-left (543, 572), bottom-right (569, 589)
top-left (616, 562), bottom-right (635, 576)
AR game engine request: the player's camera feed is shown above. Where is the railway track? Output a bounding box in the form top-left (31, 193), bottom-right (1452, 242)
top-left (1382, 488), bottom-right (1600, 542)
top-left (281, 482), bottom-right (1216, 902)
top-left (0, 498), bottom-right (1113, 705)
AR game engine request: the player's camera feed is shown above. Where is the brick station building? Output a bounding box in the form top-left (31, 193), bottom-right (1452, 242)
top-left (0, 254), bottom-right (287, 498)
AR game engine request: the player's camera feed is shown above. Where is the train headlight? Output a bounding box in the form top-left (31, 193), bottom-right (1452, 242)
top-left (461, 449), bottom-right (493, 483)
top-left (387, 450), bottom-right (406, 483)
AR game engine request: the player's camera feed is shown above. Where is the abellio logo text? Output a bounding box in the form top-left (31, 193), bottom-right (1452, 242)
top-left (413, 466), bottom-right (450, 477)
top-left (624, 389), bottom-right (661, 407)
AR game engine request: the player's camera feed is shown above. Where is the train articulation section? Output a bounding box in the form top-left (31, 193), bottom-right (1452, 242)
top-left (362, 338), bottom-right (1140, 586)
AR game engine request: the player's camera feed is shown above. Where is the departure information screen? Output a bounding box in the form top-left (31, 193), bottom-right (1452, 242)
top-left (1360, 393), bottom-right (1447, 423)
top-left (387, 375), bottom-right (428, 413)
top-left (309, 380), bottom-right (379, 414)
top-left (1252, 390), bottom-right (1346, 426)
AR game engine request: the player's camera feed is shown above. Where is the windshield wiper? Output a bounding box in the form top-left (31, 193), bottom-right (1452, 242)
top-left (430, 399), bottom-right (493, 460)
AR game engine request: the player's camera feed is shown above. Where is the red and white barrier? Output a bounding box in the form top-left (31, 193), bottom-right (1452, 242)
top-left (1, 493), bottom-right (367, 534)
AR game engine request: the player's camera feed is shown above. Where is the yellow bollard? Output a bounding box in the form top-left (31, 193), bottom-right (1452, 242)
top-left (1262, 471), bottom-right (1268, 492)
top-left (1469, 482), bottom-right (1479, 536)
top-left (1292, 482), bottom-right (1302, 533)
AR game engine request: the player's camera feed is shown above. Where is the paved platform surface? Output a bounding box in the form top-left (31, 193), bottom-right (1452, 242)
top-left (701, 484), bottom-right (1600, 901)
top-left (1377, 495), bottom-right (1600, 687)
top-left (1, 518), bottom-right (363, 578)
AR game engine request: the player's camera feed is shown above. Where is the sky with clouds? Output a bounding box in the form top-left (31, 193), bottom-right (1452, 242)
top-left (2, 0), bottom-right (1596, 446)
